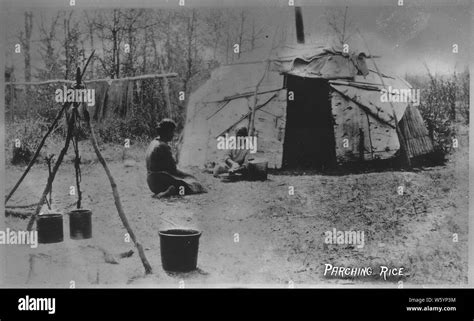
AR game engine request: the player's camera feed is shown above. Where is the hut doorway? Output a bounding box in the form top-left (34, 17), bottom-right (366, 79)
top-left (282, 75), bottom-right (336, 170)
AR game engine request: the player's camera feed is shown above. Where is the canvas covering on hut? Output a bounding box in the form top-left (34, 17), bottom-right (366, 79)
top-left (178, 44), bottom-right (434, 169)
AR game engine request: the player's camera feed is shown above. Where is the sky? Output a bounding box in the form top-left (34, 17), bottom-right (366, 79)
top-left (244, 3), bottom-right (471, 76)
top-left (3, 0), bottom-right (471, 80)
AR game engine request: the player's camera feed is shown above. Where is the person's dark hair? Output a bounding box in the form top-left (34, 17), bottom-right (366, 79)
top-left (157, 118), bottom-right (177, 141)
top-left (236, 126), bottom-right (248, 137)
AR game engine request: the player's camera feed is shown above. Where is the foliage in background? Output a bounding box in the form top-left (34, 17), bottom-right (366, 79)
top-left (406, 67), bottom-right (469, 155)
top-left (5, 8), bottom-right (269, 158)
top-left (458, 69), bottom-right (470, 125)
top-left (6, 117), bottom-right (51, 165)
top-left (5, 8), bottom-right (469, 165)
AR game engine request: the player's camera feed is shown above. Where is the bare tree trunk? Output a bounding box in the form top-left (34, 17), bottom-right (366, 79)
top-left (225, 31), bottom-right (230, 64)
top-left (22, 12), bottom-right (33, 119)
top-left (250, 18), bottom-right (256, 50)
top-left (142, 27), bottom-right (147, 73)
top-left (159, 57), bottom-right (173, 118)
top-left (64, 18), bottom-right (68, 79)
top-left (81, 40), bottom-right (86, 63)
top-left (112, 10), bottom-right (120, 79)
top-left (166, 11), bottom-right (172, 68)
top-left (150, 27), bottom-right (161, 119)
top-left (63, 13), bottom-right (74, 79)
top-left (23, 12), bottom-right (33, 83)
top-left (85, 13), bottom-right (95, 78)
top-left (99, 26), bottom-right (107, 75)
top-left (237, 10), bottom-right (245, 59)
top-left (112, 28), bottom-right (118, 79)
top-left (183, 10), bottom-right (196, 96)
top-left (10, 83), bottom-right (14, 122)
top-left (126, 26), bottom-right (133, 76)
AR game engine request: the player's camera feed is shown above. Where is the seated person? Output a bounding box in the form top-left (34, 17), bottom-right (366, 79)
top-left (146, 119), bottom-right (206, 198)
top-left (213, 126), bottom-right (251, 178)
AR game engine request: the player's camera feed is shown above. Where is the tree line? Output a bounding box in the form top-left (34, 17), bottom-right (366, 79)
top-left (11, 8), bottom-right (268, 94)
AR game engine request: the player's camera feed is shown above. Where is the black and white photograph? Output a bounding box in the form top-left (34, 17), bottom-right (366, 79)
top-left (0, 0), bottom-right (471, 292)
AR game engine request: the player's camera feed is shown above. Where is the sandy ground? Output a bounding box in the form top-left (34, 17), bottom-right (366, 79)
top-left (2, 136), bottom-right (469, 288)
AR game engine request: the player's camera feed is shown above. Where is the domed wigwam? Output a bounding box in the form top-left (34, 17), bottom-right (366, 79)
top-left (179, 7), bottom-right (434, 172)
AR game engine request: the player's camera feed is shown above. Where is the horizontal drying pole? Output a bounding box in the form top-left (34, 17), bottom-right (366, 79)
top-left (5, 73), bottom-right (178, 86)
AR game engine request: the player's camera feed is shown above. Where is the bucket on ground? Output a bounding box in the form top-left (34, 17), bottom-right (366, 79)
top-left (69, 209), bottom-right (92, 240)
top-left (248, 158), bottom-right (268, 181)
top-left (37, 213), bottom-right (64, 244)
top-left (159, 229), bottom-right (202, 272)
